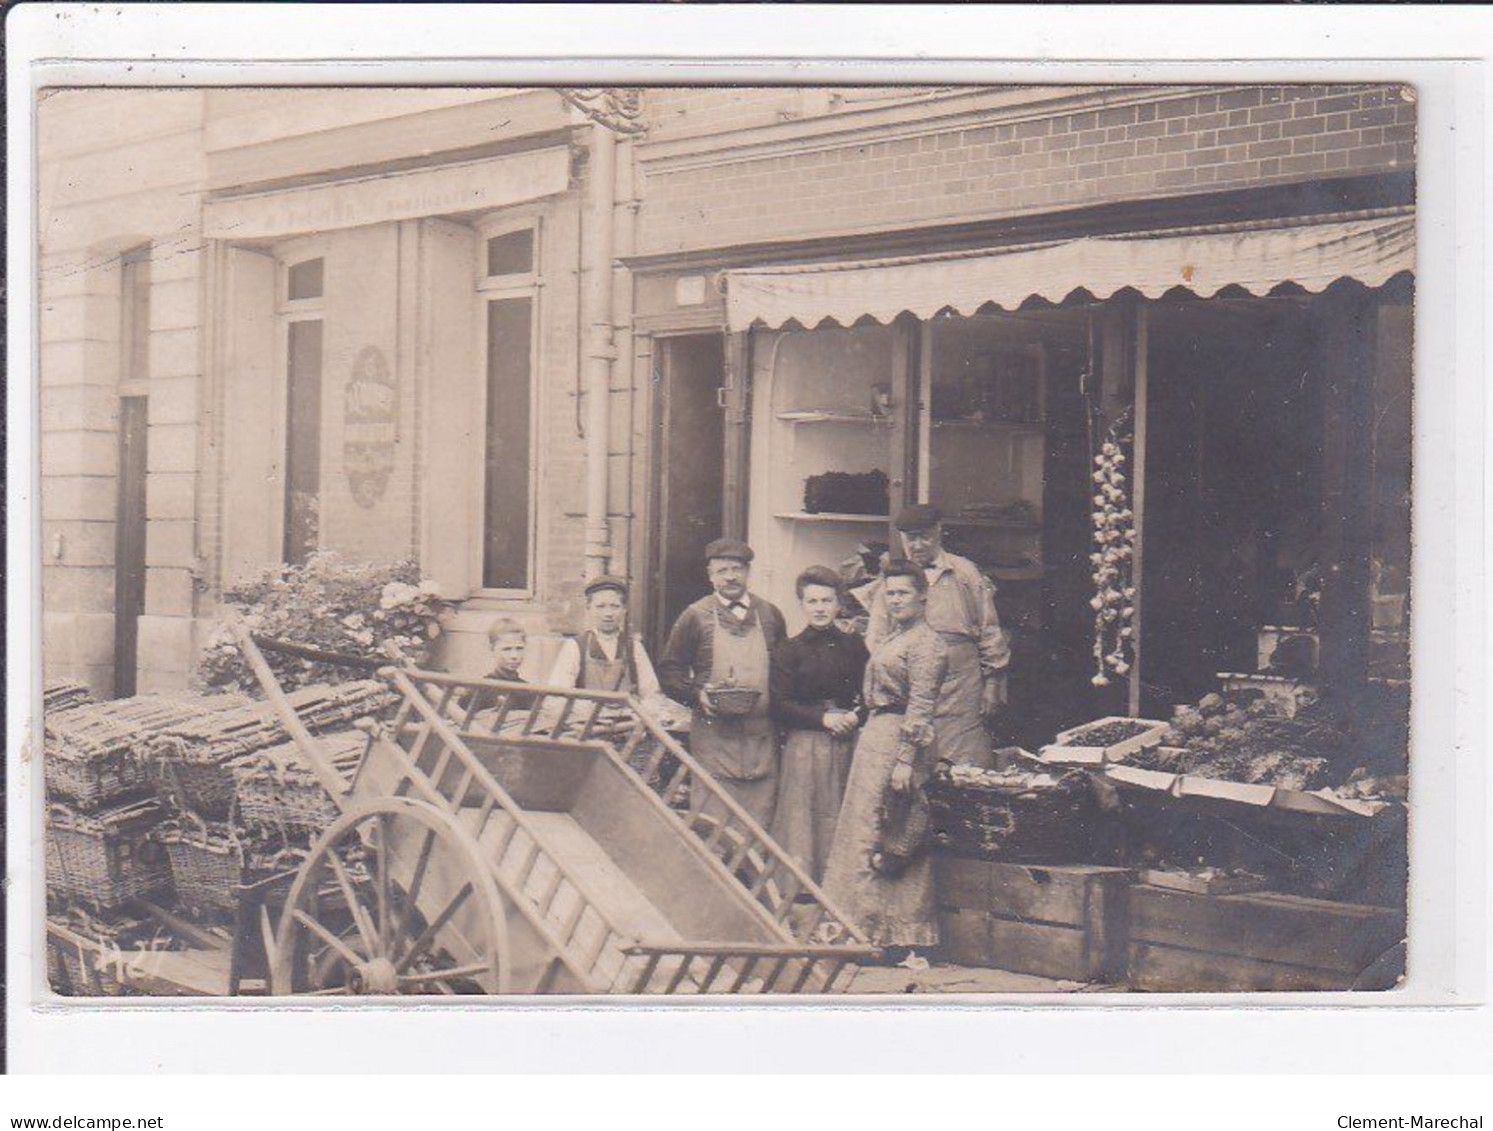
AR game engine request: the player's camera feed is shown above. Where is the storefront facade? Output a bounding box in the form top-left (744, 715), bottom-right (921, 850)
top-left (38, 83), bottom-right (1416, 717)
top-left (624, 84), bottom-right (1415, 739)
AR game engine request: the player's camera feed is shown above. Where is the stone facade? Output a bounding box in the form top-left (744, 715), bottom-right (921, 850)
top-left (35, 83), bottom-right (1415, 694)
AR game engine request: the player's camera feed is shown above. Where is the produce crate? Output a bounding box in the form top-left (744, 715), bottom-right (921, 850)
top-left (1126, 884), bottom-right (1405, 992)
top-left (45, 799), bottom-right (171, 912)
top-left (935, 858), bottom-right (1132, 983)
top-left (148, 681), bottom-right (395, 818)
top-left (926, 766), bottom-right (1110, 864)
top-left (1041, 717), bottom-right (1169, 766)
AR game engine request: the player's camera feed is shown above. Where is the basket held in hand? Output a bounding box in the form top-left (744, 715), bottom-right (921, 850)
top-left (705, 685), bottom-right (761, 717)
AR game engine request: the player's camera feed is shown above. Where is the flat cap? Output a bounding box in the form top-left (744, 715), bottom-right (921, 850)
top-left (583, 574), bottom-right (629, 600)
top-left (893, 503), bottom-right (945, 532)
top-left (704, 537), bottom-right (754, 564)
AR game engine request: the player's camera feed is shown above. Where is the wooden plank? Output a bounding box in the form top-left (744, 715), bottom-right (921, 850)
top-left (935, 858), bottom-right (1131, 927)
top-left (1128, 941), bottom-right (1363, 993)
top-left (1128, 885), bottom-right (1403, 974)
top-left (939, 908), bottom-right (1110, 982)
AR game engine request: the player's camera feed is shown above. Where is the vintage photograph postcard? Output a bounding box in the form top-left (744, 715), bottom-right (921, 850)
top-left (34, 81), bottom-right (1414, 999)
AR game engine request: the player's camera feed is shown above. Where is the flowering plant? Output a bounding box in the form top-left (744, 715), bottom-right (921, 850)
top-left (199, 552), bottom-right (452, 694)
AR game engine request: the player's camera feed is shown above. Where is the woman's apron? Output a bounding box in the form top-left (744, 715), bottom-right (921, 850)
top-left (689, 611), bottom-right (778, 829)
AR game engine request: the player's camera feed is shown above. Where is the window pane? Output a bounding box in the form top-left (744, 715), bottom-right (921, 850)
top-left (287, 258), bottom-right (324, 301)
top-left (486, 230), bottom-right (535, 277)
top-left (284, 320), bottom-right (324, 565)
top-left (483, 298), bottom-right (533, 589)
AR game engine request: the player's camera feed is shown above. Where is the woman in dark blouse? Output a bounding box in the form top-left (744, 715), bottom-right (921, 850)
top-left (769, 565), bottom-right (870, 883)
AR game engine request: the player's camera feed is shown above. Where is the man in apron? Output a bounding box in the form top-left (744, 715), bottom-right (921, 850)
top-left (864, 504), bottom-right (1011, 769)
top-left (658, 539), bottom-right (788, 828)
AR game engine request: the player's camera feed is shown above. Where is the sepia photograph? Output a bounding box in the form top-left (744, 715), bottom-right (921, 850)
top-left (33, 79), bottom-right (1417, 1000)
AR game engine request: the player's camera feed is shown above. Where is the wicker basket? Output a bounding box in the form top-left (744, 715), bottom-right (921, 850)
top-left (45, 799), bottom-right (171, 911)
top-left (704, 685), bottom-right (761, 717)
top-left (158, 815), bottom-right (307, 913)
top-left (148, 681), bottom-right (395, 818)
top-left (925, 768), bottom-right (1107, 864)
top-left (231, 729), bottom-right (366, 838)
top-left (44, 693), bottom-right (241, 811)
top-left (44, 678), bottom-right (96, 714)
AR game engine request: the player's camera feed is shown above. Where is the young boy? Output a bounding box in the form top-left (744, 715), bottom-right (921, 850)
top-left (455, 617), bottom-right (537, 726)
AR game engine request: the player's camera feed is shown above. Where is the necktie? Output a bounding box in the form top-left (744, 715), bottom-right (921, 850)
top-left (728, 601), bottom-right (748, 621)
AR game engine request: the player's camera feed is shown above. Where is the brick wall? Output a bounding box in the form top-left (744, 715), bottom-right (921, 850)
top-left (635, 84), bottom-right (1416, 255)
top-left (642, 86), bottom-right (952, 143)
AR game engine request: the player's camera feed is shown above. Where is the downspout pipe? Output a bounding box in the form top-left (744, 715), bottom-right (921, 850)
top-left (583, 121), bottom-right (618, 580)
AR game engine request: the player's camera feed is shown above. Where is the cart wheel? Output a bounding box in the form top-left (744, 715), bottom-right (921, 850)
top-left (271, 796), bottom-right (511, 996)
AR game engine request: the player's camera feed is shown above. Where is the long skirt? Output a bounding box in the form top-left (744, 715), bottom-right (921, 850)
top-left (821, 714), bottom-right (939, 949)
top-left (769, 729), bottom-right (855, 883)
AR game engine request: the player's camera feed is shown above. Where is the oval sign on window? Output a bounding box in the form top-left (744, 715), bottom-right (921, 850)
top-left (344, 345), bottom-right (397, 509)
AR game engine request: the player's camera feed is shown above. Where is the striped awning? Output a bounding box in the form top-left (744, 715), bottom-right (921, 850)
top-left (725, 211), bottom-right (1415, 331)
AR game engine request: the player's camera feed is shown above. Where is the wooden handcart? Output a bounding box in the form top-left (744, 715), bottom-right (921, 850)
top-left (233, 627), bottom-right (878, 996)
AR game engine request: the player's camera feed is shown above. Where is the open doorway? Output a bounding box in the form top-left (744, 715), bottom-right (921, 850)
top-left (648, 334), bottom-right (726, 649)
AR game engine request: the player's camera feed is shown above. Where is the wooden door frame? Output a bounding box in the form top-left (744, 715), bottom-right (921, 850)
top-left (640, 328), bottom-right (730, 650)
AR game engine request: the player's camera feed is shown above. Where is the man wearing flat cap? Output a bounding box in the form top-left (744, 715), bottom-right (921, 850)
top-left (546, 575), bottom-right (680, 734)
top-left (864, 504), bottom-right (1011, 768)
top-left (659, 538), bottom-right (788, 825)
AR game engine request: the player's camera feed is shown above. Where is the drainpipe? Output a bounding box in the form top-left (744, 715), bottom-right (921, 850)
top-left (583, 121), bottom-right (618, 580)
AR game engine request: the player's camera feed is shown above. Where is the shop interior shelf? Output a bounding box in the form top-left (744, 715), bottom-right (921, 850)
top-left (776, 410), bottom-right (892, 426)
top-left (944, 517), bottom-right (1042, 532)
top-left (931, 417), bottom-right (1044, 431)
top-left (774, 511), bottom-right (890, 524)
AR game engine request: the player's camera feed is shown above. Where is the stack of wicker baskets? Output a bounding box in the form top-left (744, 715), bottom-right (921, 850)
top-left (146, 681), bottom-right (395, 819)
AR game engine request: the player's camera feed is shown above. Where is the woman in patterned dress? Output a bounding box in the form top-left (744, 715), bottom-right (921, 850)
top-left (822, 559), bottom-right (948, 954)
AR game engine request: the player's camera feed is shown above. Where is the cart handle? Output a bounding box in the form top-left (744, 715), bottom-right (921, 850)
top-left (248, 635), bottom-right (387, 672)
top-left (622, 943), bottom-right (882, 960)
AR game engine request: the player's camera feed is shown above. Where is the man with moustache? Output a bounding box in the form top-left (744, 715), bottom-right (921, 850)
top-left (658, 538), bottom-right (788, 827)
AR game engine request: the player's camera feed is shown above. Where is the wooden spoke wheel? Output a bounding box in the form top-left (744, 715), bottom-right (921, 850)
top-left (271, 797), bottom-right (510, 996)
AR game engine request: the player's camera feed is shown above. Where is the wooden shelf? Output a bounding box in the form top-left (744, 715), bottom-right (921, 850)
top-left (932, 417), bottom-right (1044, 431)
top-left (945, 517), bottom-right (1042, 532)
top-left (774, 512), bottom-right (890, 524)
top-left (777, 410), bottom-right (892, 426)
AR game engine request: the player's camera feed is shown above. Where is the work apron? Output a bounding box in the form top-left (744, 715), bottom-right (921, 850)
top-left (575, 631), bottom-right (635, 739)
top-left (924, 570), bottom-right (995, 770)
top-left (689, 611), bottom-right (778, 829)
top-left (578, 631), bottom-right (634, 694)
top-left (933, 635), bottom-right (991, 769)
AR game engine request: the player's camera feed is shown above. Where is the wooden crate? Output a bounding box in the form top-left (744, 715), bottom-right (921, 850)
top-left (935, 857), bottom-right (1132, 983)
top-left (1127, 884), bottom-right (1405, 992)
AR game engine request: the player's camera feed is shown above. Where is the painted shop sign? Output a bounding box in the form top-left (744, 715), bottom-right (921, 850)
top-left (202, 148), bottom-right (569, 239)
top-left (343, 346), bottom-right (397, 509)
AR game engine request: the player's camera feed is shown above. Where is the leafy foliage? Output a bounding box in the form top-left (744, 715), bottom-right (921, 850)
top-left (199, 552), bottom-right (451, 694)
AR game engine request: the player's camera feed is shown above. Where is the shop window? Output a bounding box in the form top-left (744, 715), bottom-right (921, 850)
top-left (279, 255), bottom-right (326, 565)
top-left (481, 298), bottom-right (533, 590)
top-left (486, 229), bottom-right (535, 279)
top-left (287, 257), bottom-right (325, 301)
top-left (476, 217), bottom-right (541, 593)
